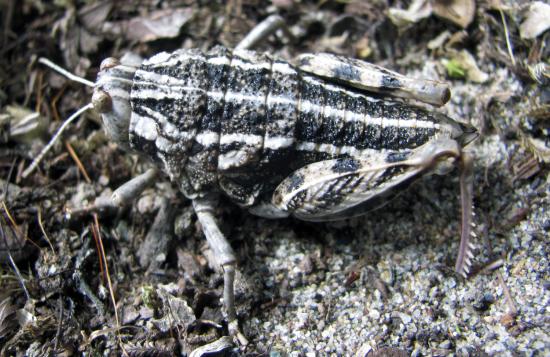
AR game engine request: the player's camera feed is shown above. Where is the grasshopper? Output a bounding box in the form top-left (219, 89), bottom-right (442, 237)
top-left (30, 16), bottom-right (478, 347)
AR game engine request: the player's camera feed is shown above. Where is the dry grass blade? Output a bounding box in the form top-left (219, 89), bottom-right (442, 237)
top-left (65, 141), bottom-right (91, 183)
top-left (499, 9), bottom-right (516, 66)
top-left (37, 208), bottom-right (55, 253)
top-left (91, 214), bottom-right (126, 355)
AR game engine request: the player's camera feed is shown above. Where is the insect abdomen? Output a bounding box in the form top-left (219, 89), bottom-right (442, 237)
top-left (294, 75), bottom-right (440, 154)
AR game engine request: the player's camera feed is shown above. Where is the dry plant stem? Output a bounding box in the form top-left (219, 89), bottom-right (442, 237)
top-left (65, 141), bottom-right (91, 183)
top-left (37, 208), bottom-right (55, 253)
top-left (1, 202), bottom-right (23, 240)
top-left (90, 219), bottom-right (105, 284)
top-left (498, 270), bottom-right (518, 316)
top-left (92, 214), bottom-right (125, 352)
top-left (22, 103), bottom-right (94, 178)
top-left (35, 71), bottom-right (43, 112)
top-left (479, 258), bottom-right (505, 275)
top-left (51, 84), bottom-right (68, 123)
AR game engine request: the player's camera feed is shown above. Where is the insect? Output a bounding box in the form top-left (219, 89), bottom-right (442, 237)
top-left (29, 18), bottom-right (478, 347)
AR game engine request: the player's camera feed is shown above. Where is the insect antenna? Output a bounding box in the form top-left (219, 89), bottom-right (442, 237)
top-left (22, 58), bottom-right (96, 178)
top-left (22, 103), bottom-right (93, 178)
top-left (37, 58), bottom-right (95, 88)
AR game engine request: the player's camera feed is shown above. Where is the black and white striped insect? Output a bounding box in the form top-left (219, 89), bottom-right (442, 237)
top-left (30, 21), bottom-right (478, 345)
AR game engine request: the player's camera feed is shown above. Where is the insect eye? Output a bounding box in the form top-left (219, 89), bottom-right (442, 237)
top-left (100, 57), bottom-right (120, 71)
top-left (92, 89), bottom-right (112, 113)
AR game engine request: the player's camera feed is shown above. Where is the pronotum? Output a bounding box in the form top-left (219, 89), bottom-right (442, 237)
top-left (27, 17), bottom-right (478, 347)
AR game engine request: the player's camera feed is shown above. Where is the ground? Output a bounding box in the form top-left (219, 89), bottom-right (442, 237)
top-left (0, 1), bottom-right (548, 356)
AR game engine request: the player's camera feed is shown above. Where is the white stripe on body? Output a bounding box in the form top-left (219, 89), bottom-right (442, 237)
top-left (194, 129), bottom-right (390, 159)
top-left (131, 114), bottom-right (157, 141)
top-left (195, 131), bottom-right (220, 147)
top-left (133, 72), bottom-right (437, 130)
top-left (195, 130), bottom-right (293, 151)
top-left (220, 133), bottom-right (263, 146)
top-left (133, 106), bottom-right (195, 142)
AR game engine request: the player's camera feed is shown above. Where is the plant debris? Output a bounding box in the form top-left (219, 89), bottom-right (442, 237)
top-left (519, 1), bottom-right (550, 40)
top-left (102, 8), bottom-right (194, 42)
top-left (388, 0), bottom-right (476, 30)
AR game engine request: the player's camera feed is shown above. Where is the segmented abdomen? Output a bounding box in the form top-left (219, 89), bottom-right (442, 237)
top-left (128, 46), bottom-right (442, 204)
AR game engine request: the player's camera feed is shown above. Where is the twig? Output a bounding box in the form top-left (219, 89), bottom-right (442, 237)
top-left (478, 258), bottom-right (505, 274)
top-left (35, 70), bottom-right (43, 113)
top-left (1, 201), bottom-right (23, 238)
top-left (51, 84), bottom-right (68, 123)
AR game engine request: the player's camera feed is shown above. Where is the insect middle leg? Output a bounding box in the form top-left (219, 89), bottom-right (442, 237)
top-left (192, 196), bottom-right (248, 346)
top-left (111, 168), bottom-right (158, 206)
top-left (235, 14), bottom-right (295, 50)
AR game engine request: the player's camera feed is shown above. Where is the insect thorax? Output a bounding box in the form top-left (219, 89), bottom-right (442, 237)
top-left (125, 46), bottom-right (456, 206)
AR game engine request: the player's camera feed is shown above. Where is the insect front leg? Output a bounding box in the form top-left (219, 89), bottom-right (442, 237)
top-left (192, 196), bottom-right (248, 346)
top-left (295, 53), bottom-right (451, 107)
top-left (111, 168), bottom-right (159, 206)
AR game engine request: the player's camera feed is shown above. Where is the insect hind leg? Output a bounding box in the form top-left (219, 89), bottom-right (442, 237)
top-left (111, 168), bottom-right (159, 206)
